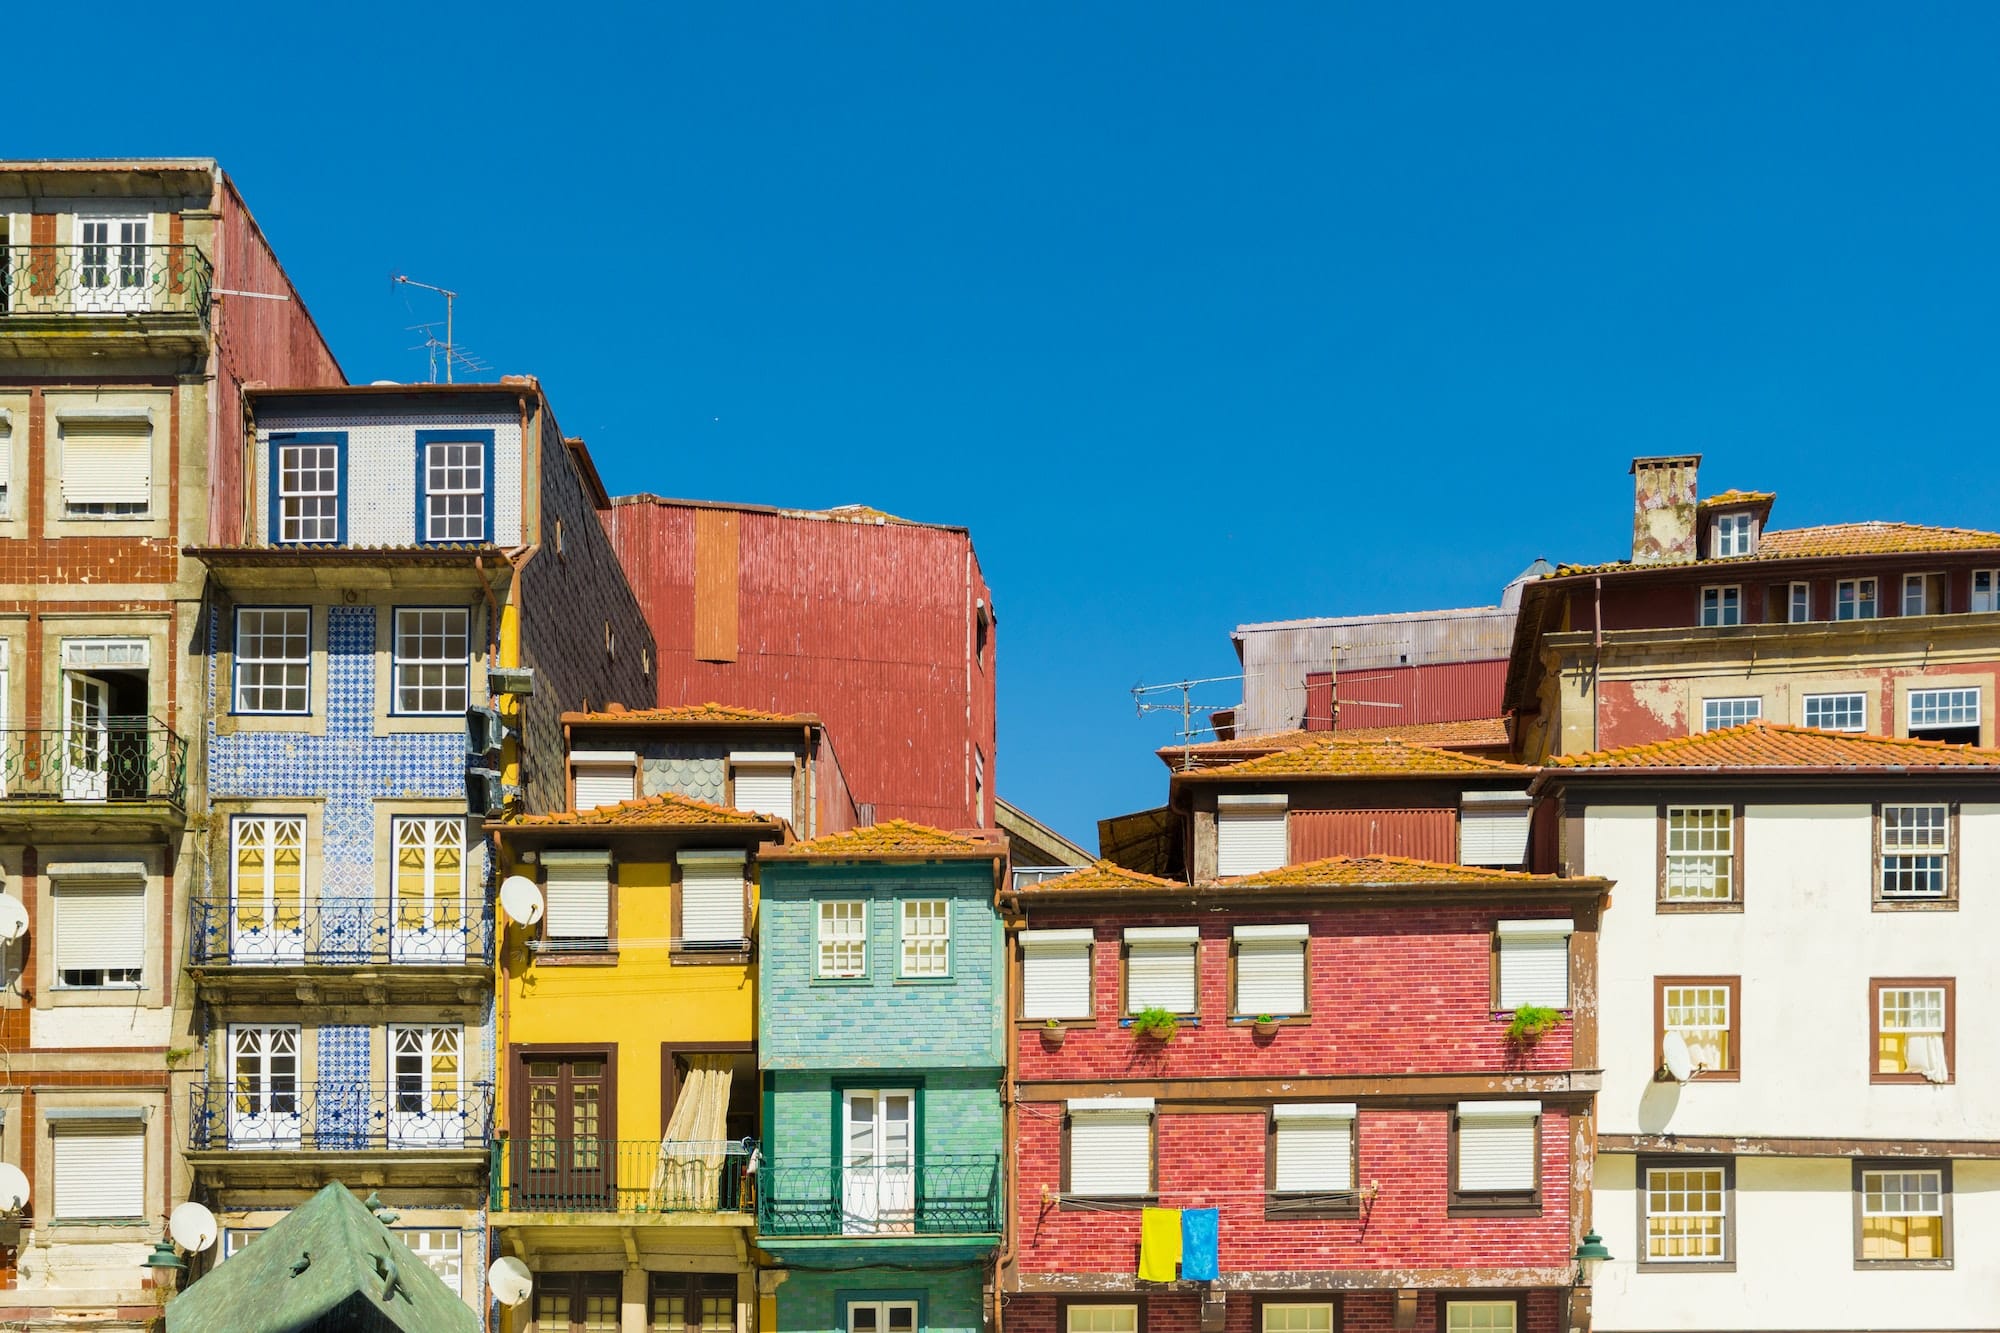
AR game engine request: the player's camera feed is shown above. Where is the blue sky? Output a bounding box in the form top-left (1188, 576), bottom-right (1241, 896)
top-left (14, 4), bottom-right (2000, 844)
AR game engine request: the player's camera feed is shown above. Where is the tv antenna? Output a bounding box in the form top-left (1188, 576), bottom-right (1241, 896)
top-left (393, 275), bottom-right (489, 383)
top-left (1132, 673), bottom-right (1248, 771)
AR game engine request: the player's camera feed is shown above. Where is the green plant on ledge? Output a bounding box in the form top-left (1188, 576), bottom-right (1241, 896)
top-left (1506, 1005), bottom-right (1565, 1045)
top-left (1130, 1007), bottom-right (1180, 1043)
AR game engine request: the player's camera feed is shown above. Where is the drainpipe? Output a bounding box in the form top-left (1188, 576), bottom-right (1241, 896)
top-left (1591, 578), bottom-right (1604, 752)
top-left (992, 883), bottom-right (1022, 1333)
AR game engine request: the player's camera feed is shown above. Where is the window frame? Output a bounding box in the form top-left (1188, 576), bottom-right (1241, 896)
top-left (1636, 1155), bottom-right (1736, 1273)
top-left (1446, 1102), bottom-right (1541, 1216)
top-left (231, 606), bottom-right (312, 716)
top-left (1836, 577), bottom-right (1879, 621)
top-left (413, 429), bottom-right (495, 546)
top-left (1802, 691), bottom-right (1867, 732)
top-left (1869, 978), bottom-right (1954, 1085)
top-left (1653, 976), bottom-right (1740, 1081)
top-left (538, 851), bottom-right (616, 958)
top-left (1852, 1159), bottom-right (1953, 1270)
top-left (1061, 1302), bottom-right (1144, 1333)
top-left (1711, 512), bottom-right (1755, 559)
top-left (389, 606), bottom-right (473, 716)
top-left (1901, 571), bottom-right (1947, 618)
top-left (1699, 585), bottom-right (1742, 627)
top-left (651, 1272), bottom-right (739, 1333)
top-left (671, 850), bottom-right (749, 954)
top-left (816, 899), bottom-right (869, 980)
top-left (1436, 1297), bottom-right (1524, 1333)
top-left (898, 898), bottom-right (951, 980)
top-left (534, 1271), bottom-right (624, 1333)
top-left (1019, 928), bottom-right (1095, 1022)
top-left (1656, 804), bottom-right (1743, 911)
top-left (1972, 569), bottom-right (1999, 613)
top-left (1490, 920), bottom-right (1573, 1011)
top-left (1061, 1100), bottom-right (1158, 1209)
top-left (51, 874), bottom-right (146, 990)
top-left (1265, 1104), bottom-right (1359, 1219)
top-left (1873, 802), bottom-right (1958, 910)
top-left (1258, 1300), bottom-right (1339, 1333)
top-left (1906, 687), bottom-right (1981, 736)
top-left (267, 431), bottom-right (346, 545)
top-left (1231, 924), bottom-right (1309, 1021)
top-left (1699, 697), bottom-right (1761, 732)
top-left (1120, 926), bottom-right (1199, 1018)
top-left (1788, 580), bottom-right (1812, 623)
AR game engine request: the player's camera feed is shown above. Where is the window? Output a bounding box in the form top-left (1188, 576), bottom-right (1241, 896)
top-left (1495, 919), bottom-right (1572, 1009)
top-left (1657, 978), bottom-right (1738, 1078)
top-left (654, 1274), bottom-right (736, 1333)
top-left (59, 418), bottom-right (150, 517)
top-left (1873, 981), bottom-right (1952, 1084)
top-left (0, 414), bottom-right (12, 516)
top-left (1804, 692), bottom-right (1866, 731)
top-left (1268, 1103), bottom-right (1356, 1215)
top-left (975, 747), bottom-right (986, 826)
top-left (848, 1302), bottom-right (917, 1333)
top-left (272, 437), bottom-right (341, 544)
top-left (1699, 586), bottom-right (1741, 627)
top-left (1021, 928), bottom-right (1093, 1019)
top-left (50, 1120), bottom-right (145, 1220)
top-left (536, 1273), bottom-right (622, 1333)
top-left (1857, 1164), bottom-right (1950, 1265)
top-left (1903, 573), bottom-right (1946, 617)
top-left (677, 851), bottom-right (746, 947)
top-left (1451, 1101), bottom-right (1539, 1211)
top-left (230, 817), bottom-right (304, 962)
top-left (1788, 581), bottom-right (1811, 623)
top-left (419, 436), bottom-right (489, 543)
top-left (233, 608), bottom-right (310, 714)
top-left (1124, 926), bottom-right (1198, 1015)
top-left (1974, 570), bottom-right (1999, 613)
top-left (817, 901), bottom-right (868, 978)
top-left (900, 900), bottom-right (950, 977)
top-left (1458, 792), bottom-right (1531, 867)
top-left (1641, 1161), bottom-right (1731, 1266)
top-left (389, 1024), bottom-right (463, 1144)
top-left (1700, 697), bottom-right (1760, 731)
top-left (1712, 512), bottom-right (1755, 558)
top-left (728, 753), bottom-right (794, 822)
top-left (1065, 1098), bottom-right (1154, 1199)
top-left (1443, 1303), bottom-right (1517, 1333)
top-left (1066, 1307), bottom-right (1137, 1333)
top-left (1216, 794), bottom-right (1286, 876)
top-left (1907, 687), bottom-right (1980, 743)
top-left (1879, 804), bottom-right (1952, 902)
top-left (542, 852), bottom-right (611, 951)
top-left (53, 874), bottom-right (144, 987)
top-left (392, 608), bottom-right (470, 714)
top-left (221, 1228), bottom-right (263, 1261)
top-left (399, 1230), bottom-right (461, 1295)
top-left (1662, 806), bottom-right (1736, 903)
top-left (1837, 578), bottom-right (1878, 620)
top-left (76, 216), bottom-right (149, 305)
top-left (572, 751), bottom-right (638, 810)
top-left (1262, 1305), bottom-right (1333, 1333)
top-left (393, 817), bottom-right (465, 961)
top-left (1233, 924), bottom-right (1307, 1017)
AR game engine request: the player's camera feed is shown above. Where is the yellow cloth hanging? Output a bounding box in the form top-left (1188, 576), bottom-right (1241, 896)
top-left (1138, 1206), bottom-right (1183, 1281)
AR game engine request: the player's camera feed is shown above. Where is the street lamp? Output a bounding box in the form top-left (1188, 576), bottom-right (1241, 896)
top-left (1573, 1231), bottom-right (1612, 1284)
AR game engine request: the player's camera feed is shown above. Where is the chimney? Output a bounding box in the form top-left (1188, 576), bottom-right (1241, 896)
top-left (1304, 671), bottom-right (1334, 732)
top-left (1630, 455), bottom-right (1702, 565)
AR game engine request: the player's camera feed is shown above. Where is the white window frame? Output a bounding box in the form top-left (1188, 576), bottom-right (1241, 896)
top-left (1443, 1302), bottom-right (1518, 1333)
top-left (1262, 1305), bottom-right (1334, 1333)
top-left (1903, 572), bottom-right (1941, 617)
top-left (1973, 570), bottom-right (1999, 614)
top-left (1021, 928), bottom-right (1093, 1020)
top-left (1495, 920), bottom-right (1572, 1009)
top-left (1232, 923), bottom-right (1307, 1018)
top-left (899, 899), bottom-right (950, 978)
top-left (275, 440), bottom-right (340, 544)
top-left (1908, 688), bottom-right (1980, 733)
top-left (1644, 1164), bottom-right (1729, 1263)
top-left (1712, 512), bottom-right (1754, 558)
top-left (422, 439), bottom-right (487, 543)
top-left (399, 1229), bottom-right (463, 1295)
top-left (1803, 692), bottom-right (1867, 732)
top-left (1881, 805), bottom-right (1949, 900)
top-left (1700, 697), bottom-right (1760, 731)
top-left (233, 607), bottom-right (311, 714)
top-left (847, 1302), bottom-right (919, 1333)
top-left (1124, 926), bottom-right (1198, 1016)
top-left (1661, 983), bottom-right (1733, 1074)
top-left (1788, 581), bottom-right (1812, 623)
top-left (391, 607), bottom-right (471, 715)
top-left (1066, 1306), bottom-right (1138, 1333)
top-left (1699, 586), bottom-right (1741, 627)
top-left (1664, 806), bottom-right (1734, 902)
top-left (1837, 577), bottom-right (1879, 621)
top-left (1859, 1167), bottom-right (1947, 1263)
top-left (1066, 1097), bottom-right (1154, 1198)
top-left (1877, 985), bottom-right (1949, 1081)
top-left (817, 901), bottom-right (868, 978)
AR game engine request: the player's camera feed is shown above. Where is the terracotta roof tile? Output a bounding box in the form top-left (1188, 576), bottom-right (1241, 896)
top-left (1553, 522), bottom-right (2000, 576)
top-left (564, 701), bottom-right (817, 725)
top-left (1012, 861), bottom-right (1186, 895)
top-left (1224, 855), bottom-right (1571, 889)
top-left (500, 791), bottom-right (777, 829)
top-left (1159, 718), bottom-right (1511, 770)
top-left (1551, 721), bottom-right (2000, 771)
top-left (1698, 489), bottom-right (1776, 508)
top-left (1178, 735), bottom-right (1530, 781)
top-left (763, 819), bottom-right (1002, 859)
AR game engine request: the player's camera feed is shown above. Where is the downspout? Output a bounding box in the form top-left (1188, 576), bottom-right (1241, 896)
top-left (993, 881), bottom-right (1022, 1333)
top-left (1591, 578), bottom-right (1604, 752)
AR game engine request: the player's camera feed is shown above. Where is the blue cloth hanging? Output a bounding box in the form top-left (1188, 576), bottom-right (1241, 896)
top-left (1180, 1207), bottom-right (1219, 1281)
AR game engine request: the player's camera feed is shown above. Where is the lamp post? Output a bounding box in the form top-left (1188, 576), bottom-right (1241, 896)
top-left (1573, 1230), bottom-right (1611, 1284)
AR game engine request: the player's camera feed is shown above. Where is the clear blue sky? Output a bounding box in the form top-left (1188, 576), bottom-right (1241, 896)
top-left (15, 5), bottom-right (2000, 844)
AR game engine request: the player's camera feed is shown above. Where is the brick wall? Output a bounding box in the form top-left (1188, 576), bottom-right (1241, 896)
top-left (1003, 1291), bottom-right (1565, 1333)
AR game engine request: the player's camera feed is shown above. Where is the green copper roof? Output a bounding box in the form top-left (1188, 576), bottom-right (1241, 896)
top-left (165, 1182), bottom-right (478, 1333)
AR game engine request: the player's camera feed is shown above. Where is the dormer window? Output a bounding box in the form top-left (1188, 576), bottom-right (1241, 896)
top-left (416, 431), bottom-right (492, 544)
top-left (1712, 512), bottom-right (1756, 559)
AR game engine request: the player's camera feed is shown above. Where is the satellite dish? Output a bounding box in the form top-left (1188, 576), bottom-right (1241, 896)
top-left (169, 1201), bottom-right (218, 1253)
top-left (498, 876), bottom-right (544, 927)
top-left (1661, 1031), bottom-right (1695, 1084)
top-left (0, 1162), bottom-right (27, 1212)
top-left (489, 1256), bottom-right (533, 1307)
top-left (0, 895), bottom-right (27, 944)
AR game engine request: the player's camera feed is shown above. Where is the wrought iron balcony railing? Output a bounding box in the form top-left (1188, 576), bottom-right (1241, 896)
top-left (0, 725), bottom-right (188, 806)
top-left (756, 1155), bottom-right (1002, 1238)
top-left (188, 1081), bottom-right (495, 1152)
top-left (0, 243), bottom-right (213, 323)
top-left (492, 1137), bottom-right (757, 1215)
top-left (188, 895), bottom-right (496, 967)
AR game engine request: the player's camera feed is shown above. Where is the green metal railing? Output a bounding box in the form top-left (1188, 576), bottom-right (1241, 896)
top-left (0, 726), bottom-right (188, 806)
top-left (0, 243), bottom-right (213, 323)
top-left (757, 1156), bottom-right (1002, 1238)
top-left (492, 1138), bottom-right (756, 1215)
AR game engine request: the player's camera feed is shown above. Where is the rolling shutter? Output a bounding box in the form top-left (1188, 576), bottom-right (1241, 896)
top-left (1272, 1103), bottom-right (1355, 1192)
top-left (1456, 1101), bottom-right (1539, 1192)
top-left (1459, 794), bottom-right (1532, 867)
top-left (1496, 919), bottom-right (1573, 1009)
top-left (1068, 1099), bottom-right (1153, 1196)
top-left (1125, 926), bottom-right (1197, 1013)
top-left (679, 852), bottom-right (746, 944)
top-left (1022, 929), bottom-right (1093, 1019)
top-left (54, 881), bottom-right (145, 975)
top-left (59, 419), bottom-right (151, 506)
top-left (572, 752), bottom-right (637, 810)
top-left (542, 854), bottom-right (610, 944)
top-left (52, 1123), bottom-right (145, 1218)
top-left (730, 754), bottom-right (795, 822)
top-left (1217, 796), bottom-right (1287, 876)
top-left (1233, 924), bottom-right (1307, 1016)
top-left (0, 416), bottom-right (12, 508)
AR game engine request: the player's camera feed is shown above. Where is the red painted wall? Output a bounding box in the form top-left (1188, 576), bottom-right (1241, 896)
top-left (1334, 660), bottom-right (1507, 728)
top-left (1289, 808), bottom-right (1457, 864)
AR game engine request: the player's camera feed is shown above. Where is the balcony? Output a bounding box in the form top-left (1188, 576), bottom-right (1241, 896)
top-left (491, 1138), bottom-right (757, 1221)
top-left (0, 244), bottom-right (214, 357)
top-left (757, 1156), bottom-right (1002, 1240)
top-left (0, 726), bottom-right (188, 837)
top-left (185, 1081), bottom-right (494, 1193)
top-left (187, 896), bottom-right (495, 1005)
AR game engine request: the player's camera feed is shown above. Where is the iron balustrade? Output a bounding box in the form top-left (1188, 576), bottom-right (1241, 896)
top-left (492, 1137), bottom-right (757, 1215)
top-left (0, 243), bottom-right (213, 322)
top-left (756, 1155), bottom-right (1002, 1238)
top-left (188, 1081), bottom-right (494, 1152)
top-left (188, 895), bottom-right (496, 967)
top-left (0, 725), bottom-right (188, 805)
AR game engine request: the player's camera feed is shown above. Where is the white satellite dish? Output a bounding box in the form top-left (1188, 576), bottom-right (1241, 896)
top-left (489, 1255), bottom-right (534, 1307)
top-left (1661, 1031), bottom-right (1695, 1084)
top-left (0, 1162), bottom-right (28, 1212)
top-left (0, 895), bottom-right (27, 944)
top-left (169, 1201), bottom-right (219, 1253)
top-left (498, 876), bottom-right (544, 927)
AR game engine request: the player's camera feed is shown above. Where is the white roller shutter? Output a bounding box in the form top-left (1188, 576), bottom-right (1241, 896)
top-left (1125, 926), bottom-right (1197, 1013)
top-left (1022, 929), bottom-right (1093, 1019)
top-left (1459, 796), bottom-right (1531, 867)
top-left (679, 852), bottom-right (746, 944)
top-left (59, 419), bottom-right (151, 507)
top-left (1233, 924), bottom-right (1307, 1016)
top-left (1456, 1101), bottom-right (1539, 1192)
top-left (730, 754), bottom-right (795, 822)
top-left (1272, 1103), bottom-right (1355, 1192)
top-left (572, 752), bottom-right (637, 810)
top-left (0, 416), bottom-right (12, 511)
top-left (52, 1123), bottom-right (145, 1218)
top-left (1068, 1099), bottom-right (1153, 1196)
top-left (542, 855), bottom-right (610, 944)
top-left (54, 882), bottom-right (145, 975)
top-left (1217, 796), bottom-right (1287, 876)
top-left (1497, 919), bottom-right (1572, 1009)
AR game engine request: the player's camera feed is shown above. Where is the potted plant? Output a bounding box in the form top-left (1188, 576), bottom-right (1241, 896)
top-left (1251, 1014), bottom-right (1281, 1037)
top-left (1040, 1018), bottom-right (1067, 1048)
top-left (1130, 1006), bottom-right (1179, 1044)
top-left (1505, 1005), bottom-right (1565, 1047)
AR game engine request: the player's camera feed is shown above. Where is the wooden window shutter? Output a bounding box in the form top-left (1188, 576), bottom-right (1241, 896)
top-left (1021, 929), bottom-right (1092, 1019)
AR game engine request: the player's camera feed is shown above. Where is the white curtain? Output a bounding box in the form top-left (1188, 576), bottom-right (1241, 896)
top-left (1681, 1028), bottom-right (1726, 1071)
top-left (1910, 1034), bottom-right (1949, 1084)
top-left (655, 1055), bottom-right (734, 1209)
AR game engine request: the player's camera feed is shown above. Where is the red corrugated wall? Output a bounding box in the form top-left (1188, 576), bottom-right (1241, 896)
top-left (603, 499), bottom-right (996, 830)
top-left (1333, 658), bottom-right (1508, 728)
top-left (1290, 808), bottom-right (1457, 863)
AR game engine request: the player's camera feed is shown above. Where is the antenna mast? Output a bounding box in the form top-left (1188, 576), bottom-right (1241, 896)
top-left (1132, 673), bottom-right (1247, 771)
top-left (393, 275), bottom-right (489, 383)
